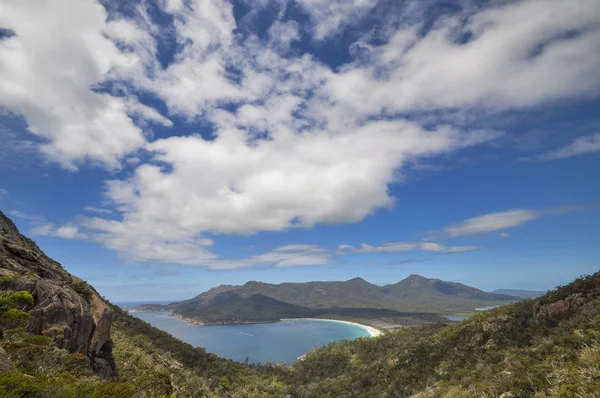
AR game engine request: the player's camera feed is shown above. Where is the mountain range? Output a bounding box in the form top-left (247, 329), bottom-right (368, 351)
top-left (134, 274), bottom-right (517, 325)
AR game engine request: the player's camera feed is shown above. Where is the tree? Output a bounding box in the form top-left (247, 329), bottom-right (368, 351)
top-left (0, 291), bottom-right (34, 343)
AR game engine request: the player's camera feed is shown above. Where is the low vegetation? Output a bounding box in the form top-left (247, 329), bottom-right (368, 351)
top-left (1, 272), bottom-right (599, 397)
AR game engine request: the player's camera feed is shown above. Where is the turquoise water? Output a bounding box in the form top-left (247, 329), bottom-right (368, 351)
top-left (130, 312), bottom-right (370, 364)
top-left (444, 315), bottom-right (468, 321)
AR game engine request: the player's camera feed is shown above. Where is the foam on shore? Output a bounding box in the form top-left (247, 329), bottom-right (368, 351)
top-left (281, 318), bottom-right (382, 337)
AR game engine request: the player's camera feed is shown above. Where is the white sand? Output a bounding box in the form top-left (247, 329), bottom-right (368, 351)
top-left (281, 318), bottom-right (382, 337)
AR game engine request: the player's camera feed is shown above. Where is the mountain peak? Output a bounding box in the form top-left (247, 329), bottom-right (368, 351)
top-left (403, 274), bottom-right (431, 283)
top-left (406, 274), bottom-right (427, 280)
top-left (244, 280), bottom-right (268, 288)
top-left (347, 277), bottom-right (368, 283)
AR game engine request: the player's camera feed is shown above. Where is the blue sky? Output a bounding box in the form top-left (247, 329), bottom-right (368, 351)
top-left (0, 0), bottom-right (599, 301)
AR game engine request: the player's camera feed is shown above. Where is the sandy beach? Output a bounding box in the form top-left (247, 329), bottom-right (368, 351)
top-left (281, 318), bottom-right (382, 337)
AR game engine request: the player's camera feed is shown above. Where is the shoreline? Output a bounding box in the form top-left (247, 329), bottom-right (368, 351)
top-left (281, 318), bottom-right (382, 337)
top-left (171, 313), bottom-right (279, 326)
top-left (132, 310), bottom-right (382, 337)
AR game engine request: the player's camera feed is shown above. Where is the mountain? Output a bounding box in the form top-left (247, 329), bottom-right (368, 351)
top-left (175, 292), bottom-right (316, 324)
top-left (142, 274), bottom-right (517, 324)
top-left (492, 288), bottom-right (547, 298)
top-left (1, 209), bottom-right (599, 397)
top-left (234, 277), bottom-right (399, 309)
top-left (380, 274), bottom-right (517, 312)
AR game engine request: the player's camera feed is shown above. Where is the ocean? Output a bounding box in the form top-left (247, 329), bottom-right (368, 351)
top-left (114, 300), bottom-right (176, 308)
top-left (128, 311), bottom-right (370, 364)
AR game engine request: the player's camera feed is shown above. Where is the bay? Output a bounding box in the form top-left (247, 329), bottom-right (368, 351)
top-left (444, 315), bottom-right (468, 321)
top-left (129, 311), bottom-right (370, 364)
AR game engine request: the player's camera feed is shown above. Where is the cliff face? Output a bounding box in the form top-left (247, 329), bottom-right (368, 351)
top-left (0, 211), bottom-right (116, 378)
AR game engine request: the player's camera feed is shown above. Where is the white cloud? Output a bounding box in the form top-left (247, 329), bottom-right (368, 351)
top-left (268, 20), bottom-right (300, 51)
top-left (76, 0), bottom-right (599, 266)
top-left (5, 0), bottom-right (600, 268)
top-left (0, 0), bottom-right (168, 170)
top-left (78, 120), bottom-right (492, 266)
top-left (55, 225), bottom-right (81, 239)
top-left (323, 0), bottom-right (600, 119)
top-left (296, 0), bottom-right (378, 40)
top-left (535, 133), bottom-right (600, 161)
top-left (338, 241), bottom-right (478, 254)
top-left (225, 246), bottom-right (333, 269)
top-left (443, 210), bottom-right (540, 237)
top-left (29, 222), bottom-right (86, 240)
top-left (66, 223), bottom-right (332, 269)
top-left (274, 244), bottom-right (327, 253)
top-left (136, 0), bottom-right (244, 117)
top-left (441, 205), bottom-right (592, 237)
top-left (30, 223), bottom-right (55, 236)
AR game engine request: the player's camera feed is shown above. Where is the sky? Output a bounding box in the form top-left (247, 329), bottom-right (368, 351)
top-left (0, 0), bottom-right (599, 301)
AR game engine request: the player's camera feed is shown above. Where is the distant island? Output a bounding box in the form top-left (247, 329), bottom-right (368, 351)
top-left (132, 275), bottom-right (519, 329)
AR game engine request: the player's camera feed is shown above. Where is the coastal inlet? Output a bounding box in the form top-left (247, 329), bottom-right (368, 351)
top-left (130, 311), bottom-right (377, 364)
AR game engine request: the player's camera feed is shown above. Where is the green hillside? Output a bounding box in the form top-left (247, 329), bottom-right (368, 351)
top-left (175, 293), bottom-right (316, 324)
top-left (1, 210), bottom-right (599, 397)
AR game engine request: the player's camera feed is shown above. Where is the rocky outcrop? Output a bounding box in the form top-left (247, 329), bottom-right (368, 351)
top-left (0, 211), bottom-right (116, 378)
top-left (532, 293), bottom-right (585, 322)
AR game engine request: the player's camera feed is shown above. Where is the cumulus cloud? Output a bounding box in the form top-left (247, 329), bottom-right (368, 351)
top-left (101, 122), bottom-right (483, 237)
top-left (0, 0), bottom-right (169, 170)
top-left (535, 133), bottom-right (600, 161)
top-left (78, 0), bottom-right (599, 266)
top-left (4, 0), bottom-right (600, 267)
top-left (322, 0), bottom-right (600, 119)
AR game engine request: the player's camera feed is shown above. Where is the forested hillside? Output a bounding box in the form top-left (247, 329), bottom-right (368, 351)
top-left (1, 210), bottom-right (598, 397)
top-left (134, 274), bottom-right (517, 325)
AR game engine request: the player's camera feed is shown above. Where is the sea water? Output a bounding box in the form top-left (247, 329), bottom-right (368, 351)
top-left (128, 311), bottom-right (370, 364)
